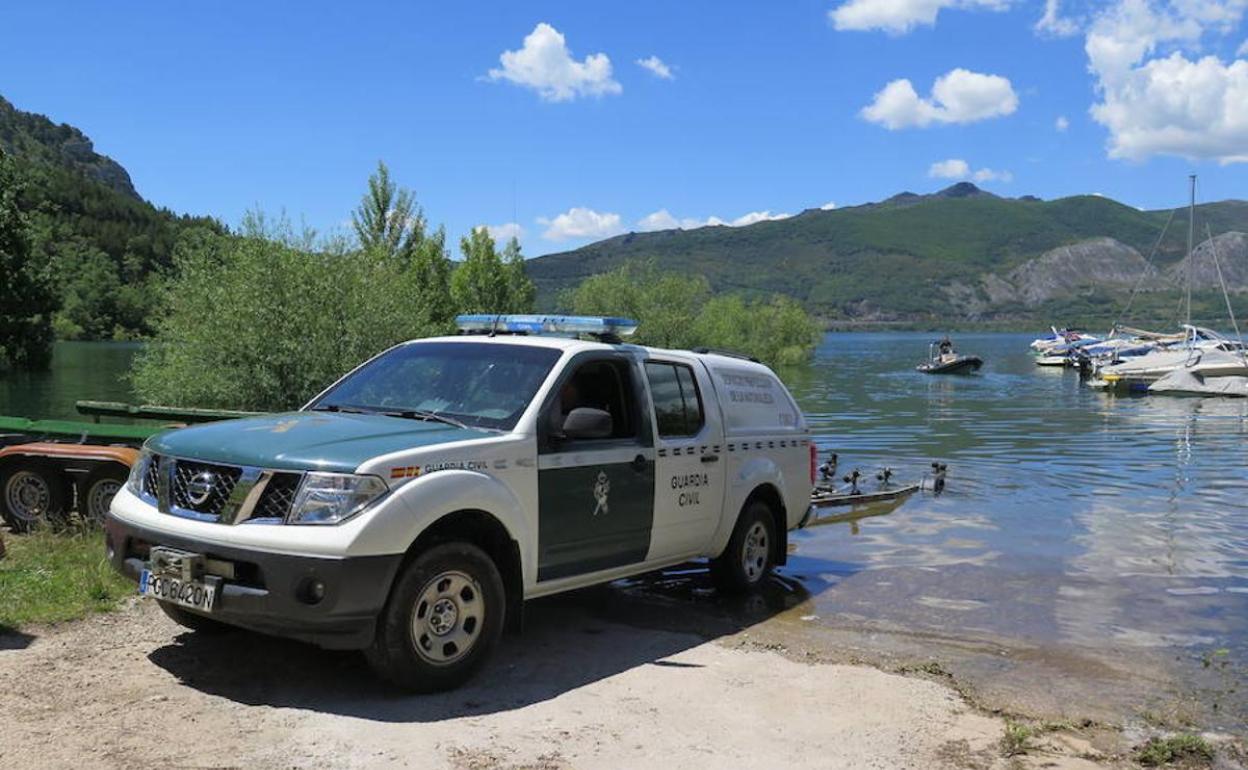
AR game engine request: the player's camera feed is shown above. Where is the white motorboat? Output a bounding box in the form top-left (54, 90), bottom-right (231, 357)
top-left (1092, 326), bottom-right (1248, 391)
top-left (1149, 368), bottom-right (1248, 397)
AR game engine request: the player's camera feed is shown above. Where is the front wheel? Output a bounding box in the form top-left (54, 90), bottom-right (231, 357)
top-left (366, 542), bottom-right (505, 693)
top-left (710, 500), bottom-right (777, 594)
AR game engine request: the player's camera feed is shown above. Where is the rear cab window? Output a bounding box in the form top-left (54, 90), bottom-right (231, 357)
top-left (644, 361), bottom-right (705, 438)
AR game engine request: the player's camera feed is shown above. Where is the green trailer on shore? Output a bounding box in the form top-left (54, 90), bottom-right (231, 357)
top-left (0, 402), bottom-right (260, 532)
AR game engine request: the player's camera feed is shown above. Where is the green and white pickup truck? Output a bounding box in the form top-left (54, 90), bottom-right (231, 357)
top-left (105, 315), bottom-right (815, 691)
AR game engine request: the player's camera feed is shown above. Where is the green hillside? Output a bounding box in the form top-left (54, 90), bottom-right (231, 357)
top-left (527, 183), bottom-right (1248, 326)
top-left (0, 95), bottom-right (222, 340)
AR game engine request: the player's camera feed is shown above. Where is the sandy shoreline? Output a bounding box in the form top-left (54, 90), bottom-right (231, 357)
top-left (0, 596), bottom-right (1147, 769)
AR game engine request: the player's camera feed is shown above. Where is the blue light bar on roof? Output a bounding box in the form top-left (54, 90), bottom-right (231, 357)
top-left (455, 314), bottom-right (638, 338)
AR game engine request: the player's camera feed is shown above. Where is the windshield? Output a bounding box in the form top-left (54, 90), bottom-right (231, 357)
top-left (308, 341), bottom-right (562, 431)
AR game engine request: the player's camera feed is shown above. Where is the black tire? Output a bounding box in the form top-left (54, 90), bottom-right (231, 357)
top-left (80, 465), bottom-right (128, 525)
top-left (157, 600), bottom-right (233, 634)
top-left (366, 542), bottom-right (506, 693)
top-left (709, 500), bottom-right (777, 595)
top-left (0, 461), bottom-right (70, 533)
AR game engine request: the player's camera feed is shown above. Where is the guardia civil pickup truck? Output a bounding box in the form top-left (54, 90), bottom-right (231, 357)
top-left (105, 315), bottom-right (815, 691)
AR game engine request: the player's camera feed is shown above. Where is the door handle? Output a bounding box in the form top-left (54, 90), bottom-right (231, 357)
top-left (630, 454), bottom-right (648, 472)
top-left (700, 454), bottom-right (719, 464)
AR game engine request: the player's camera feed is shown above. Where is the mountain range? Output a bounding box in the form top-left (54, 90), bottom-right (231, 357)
top-left (527, 181), bottom-right (1248, 327)
top-left (5, 90), bottom-right (1246, 332)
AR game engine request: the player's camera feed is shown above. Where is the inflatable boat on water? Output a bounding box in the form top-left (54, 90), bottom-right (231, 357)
top-left (917, 338), bottom-right (983, 374)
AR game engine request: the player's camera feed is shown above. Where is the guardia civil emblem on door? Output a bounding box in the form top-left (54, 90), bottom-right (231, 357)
top-left (592, 471), bottom-right (610, 516)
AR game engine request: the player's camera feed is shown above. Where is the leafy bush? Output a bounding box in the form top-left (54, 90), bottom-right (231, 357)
top-left (562, 261), bottom-right (822, 368)
top-left (130, 215), bottom-right (455, 411)
top-left (130, 164), bottom-right (537, 412)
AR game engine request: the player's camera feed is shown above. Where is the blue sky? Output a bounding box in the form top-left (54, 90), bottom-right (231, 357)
top-left (2, 0), bottom-right (1246, 255)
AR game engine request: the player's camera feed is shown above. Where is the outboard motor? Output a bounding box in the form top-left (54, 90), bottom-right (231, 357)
top-left (929, 462), bottom-right (948, 495)
top-left (819, 453), bottom-right (839, 481)
top-left (842, 469), bottom-right (862, 495)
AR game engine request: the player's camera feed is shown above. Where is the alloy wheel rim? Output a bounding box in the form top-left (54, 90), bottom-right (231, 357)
top-left (742, 521), bottom-right (769, 582)
top-left (410, 570), bottom-right (485, 666)
top-left (5, 471), bottom-right (50, 522)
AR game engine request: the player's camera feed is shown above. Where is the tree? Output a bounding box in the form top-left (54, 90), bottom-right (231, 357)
top-left (130, 213), bottom-right (448, 411)
top-left (563, 260), bottom-right (710, 348)
top-left (351, 160), bottom-right (427, 261)
top-left (0, 151), bottom-right (57, 368)
top-left (501, 236), bottom-right (536, 313)
top-left (407, 225), bottom-right (456, 329)
top-left (451, 227), bottom-right (509, 314)
top-left (563, 259), bottom-right (822, 368)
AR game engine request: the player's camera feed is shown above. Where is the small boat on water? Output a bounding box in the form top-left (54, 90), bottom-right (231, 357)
top-left (917, 337), bottom-right (982, 374)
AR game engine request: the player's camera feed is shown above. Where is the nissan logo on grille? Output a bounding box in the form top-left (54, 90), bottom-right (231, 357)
top-left (186, 471), bottom-right (218, 506)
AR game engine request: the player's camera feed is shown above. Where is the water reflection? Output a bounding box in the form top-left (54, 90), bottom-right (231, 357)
top-left (789, 333), bottom-right (1248, 656)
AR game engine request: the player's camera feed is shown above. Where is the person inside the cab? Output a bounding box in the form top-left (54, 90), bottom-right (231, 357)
top-left (938, 336), bottom-right (955, 362)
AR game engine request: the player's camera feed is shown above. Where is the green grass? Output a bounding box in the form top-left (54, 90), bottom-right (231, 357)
top-left (0, 527), bottom-right (131, 631)
top-left (1135, 735), bottom-right (1215, 767)
top-left (1000, 719), bottom-right (1035, 757)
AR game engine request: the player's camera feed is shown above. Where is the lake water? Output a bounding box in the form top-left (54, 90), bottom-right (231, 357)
top-left (0, 342), bottom-right (138, 420)
top-left (4, 336), bottom-right (1246, 724)
top-left (784, 332), bottom-right (1248, 727)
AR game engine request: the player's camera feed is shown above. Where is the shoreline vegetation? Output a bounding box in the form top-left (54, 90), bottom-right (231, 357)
top-left (122, 163), bottom-right (822, 412)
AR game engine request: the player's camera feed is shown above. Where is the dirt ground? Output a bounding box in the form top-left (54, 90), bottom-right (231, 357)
top-left (0, 596), bottom-right (1137, 770)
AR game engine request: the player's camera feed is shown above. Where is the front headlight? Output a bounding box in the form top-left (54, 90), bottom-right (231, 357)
top-left (127, 448), bottom-right (154, 496)
top-left (288, 472), bottom-right (388, 525)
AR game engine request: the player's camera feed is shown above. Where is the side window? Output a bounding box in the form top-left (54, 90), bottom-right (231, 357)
top-left (551, 359), bottom-right (638, 441)
top-left (645, 362), bottom-right (705, 438)
top-left (675, 365), bottom-right (705, 431)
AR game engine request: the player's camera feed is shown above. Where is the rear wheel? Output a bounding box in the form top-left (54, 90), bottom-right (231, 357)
top-left (366, 542), bottom-right (505, 692)
top-left (157, 601), bottom-right (233, 634)
top-left (0, 461), bottom-right (70, 532)
top-left (710, 500), bottom-right (777, 594)
top-left (81, 465), bottom-right (128, 525)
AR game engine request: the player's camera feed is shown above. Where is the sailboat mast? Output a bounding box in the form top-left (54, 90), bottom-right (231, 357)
top-left (1186, 174), bottom-right (1195, 326)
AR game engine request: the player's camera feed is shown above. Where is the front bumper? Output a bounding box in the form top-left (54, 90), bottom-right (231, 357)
top-left (105, 512), bottom-right (402, 649)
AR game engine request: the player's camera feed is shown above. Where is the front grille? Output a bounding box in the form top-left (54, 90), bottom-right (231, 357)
top-left (254, 472), bottom-right (302, 520)
top-left (143, 456), bottom-right (161, 498)
top-left (170, 460), bottom-right (243, 517)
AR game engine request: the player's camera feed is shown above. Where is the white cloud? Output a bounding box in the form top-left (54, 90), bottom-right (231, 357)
top-left (636, 55), bottom-right (674, 80)
top-left (487, 23), bottom-right (621, 102)
top-left (829, 0), bottom-right (1009, 34)
top-left (539, 207), bottom-right (624, 241)
top-left (636, 208), bottom-right (793, 232)
top-left (483, 222), bottom-right (524, 242)
top-left (730, 211), bottom-right (792, 226)
top-left (1086, 0), bottom-right (1248, 163)
top-left (1239, 38), bottom-right (1248, 55)
top-left (972, 167), bottom-right (1013, 182)
top-left (821, 201), bottom-right (838, 210)
top-left (861, 68), bottom-right (1018, 129)
top-left (1055, 115), bottom-right (1070, 131)
top-left (928, 158), bottom-right (1012, 182)
top-left (637, 209), bottom-right (721, 231)
top-left (929, 158), bottom-right (971, 178)
top-left (1035, 0), bottom-right (1081, 36)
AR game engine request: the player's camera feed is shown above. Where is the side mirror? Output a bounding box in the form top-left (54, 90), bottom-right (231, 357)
top-left (561, 407), bottom-right (613, 440)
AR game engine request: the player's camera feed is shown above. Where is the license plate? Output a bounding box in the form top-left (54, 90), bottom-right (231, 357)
top-left (138, 568), bottom-right (218, 612)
